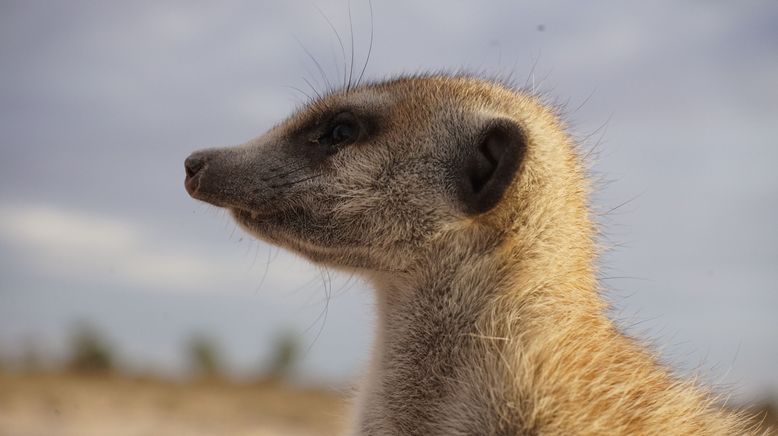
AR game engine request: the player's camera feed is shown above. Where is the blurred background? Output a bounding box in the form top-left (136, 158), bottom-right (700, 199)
top-left (1, 1), bottom-right (776, 434)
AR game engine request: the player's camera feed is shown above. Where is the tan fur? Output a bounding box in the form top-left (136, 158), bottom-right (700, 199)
top-left (185, 75), bottom-right (761, 435)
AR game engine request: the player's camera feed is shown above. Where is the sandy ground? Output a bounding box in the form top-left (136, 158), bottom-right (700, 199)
top-left (0, 373), bottom-right (348, 436)
top-left (2, 373), bottom-right (775, 435)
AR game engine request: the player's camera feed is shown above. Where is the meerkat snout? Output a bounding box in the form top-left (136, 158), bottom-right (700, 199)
top-left (184, 147), bottom-right (253, 210)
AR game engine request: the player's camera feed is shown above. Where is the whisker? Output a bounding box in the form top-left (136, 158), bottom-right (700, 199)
top-left (264, 161), bottom-right (303, 174)
top-left (301, 76), bottom-right (324, 101)
top-left (269, 174), bottom-right (323, 189)
top-left (295, 35), bottom-right (333, 92)
top-left (284, 84), bottom-right (315, 103)
top-left (255, 245), bottom-right (272, 294)
top-left (313, 3), bottom-right (349, 90)
top-left (346, 0), bottom-right (355, 90)
top-left (305, 266), bottom-right (332, 354)
top-left (356, 0), bottom-right (374, 87)
top-left (261, 162), bottom-right (309, 182)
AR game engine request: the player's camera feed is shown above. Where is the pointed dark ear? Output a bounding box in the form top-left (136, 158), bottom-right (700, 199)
top-left (459, 119), bottom-right (526, 215)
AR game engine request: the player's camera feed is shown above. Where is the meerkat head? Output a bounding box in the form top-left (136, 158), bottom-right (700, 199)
top-left (185, 75), bottom-right (577, 274)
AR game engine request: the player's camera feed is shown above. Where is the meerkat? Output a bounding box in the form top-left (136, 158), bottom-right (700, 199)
top-left (184, 74), bottom-right (760, 435)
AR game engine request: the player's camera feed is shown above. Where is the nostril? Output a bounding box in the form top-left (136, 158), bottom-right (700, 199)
top-left (185, 155), bottom-right (206, 179)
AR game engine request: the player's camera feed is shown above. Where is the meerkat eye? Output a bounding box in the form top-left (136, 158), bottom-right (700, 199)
top-left (330, 122), bottom-right (357, 143)
top-left (317, 112), bottom-right (361, 147)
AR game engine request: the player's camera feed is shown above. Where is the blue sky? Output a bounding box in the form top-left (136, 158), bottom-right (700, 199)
top-left (1, 1), bottom-right (776, 399)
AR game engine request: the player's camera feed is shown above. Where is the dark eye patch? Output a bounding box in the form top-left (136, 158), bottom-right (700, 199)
top-left (285, 107), bottom-right (382, 165)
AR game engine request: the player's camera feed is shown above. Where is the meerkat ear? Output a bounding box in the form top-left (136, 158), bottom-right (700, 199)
top-left (459, 119), bottom-right (526, 215)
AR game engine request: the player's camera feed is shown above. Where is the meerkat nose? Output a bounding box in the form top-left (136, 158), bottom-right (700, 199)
top-left (184, 153), bottom-right (207, 194)
top-left (185, 154), bottom-right (206, 178)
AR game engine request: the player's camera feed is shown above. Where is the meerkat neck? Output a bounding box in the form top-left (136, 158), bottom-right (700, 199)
top-left (356, 226), bottom-right (599, 433)
top-left (356, 231), bottom-right (751, 434)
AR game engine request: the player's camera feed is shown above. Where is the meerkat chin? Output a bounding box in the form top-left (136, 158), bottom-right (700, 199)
top-left (185, 74), bottom-right (760, 435)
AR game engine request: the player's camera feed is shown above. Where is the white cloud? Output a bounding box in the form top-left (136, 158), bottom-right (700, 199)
top-left (0, 204), bottom-right (265, 292)
top-left (1, 204), bottom-right (138, 252)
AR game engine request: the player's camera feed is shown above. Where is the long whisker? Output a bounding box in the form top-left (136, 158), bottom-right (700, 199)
top-left (283, 84), bottom-right (315, 103)
top-left (255, 245), bottom-right (272, 294)
top-left (301, 76), bottom-right (324, 101)
top-left (356, 0), bottom-right (374, 87)
top-left (346, 0), bottom-right (355, 90)
top-left (313, 3), bottom-right (349, 90)
top-left (295, 35), bottom-right (333, 92)
top-left (304, 266), bottom-right (332, 354)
